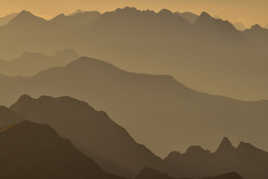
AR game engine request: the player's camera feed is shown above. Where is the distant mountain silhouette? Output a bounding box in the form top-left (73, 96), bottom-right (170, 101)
top-left (2, 8), bottom-right (268, 99)
top-left (0, 13), bottom-right (17, 26)
top-left (164, 137), bottom-right (268, 179)
top-left (0, 108), bottom-right (125, 179)
top-left (7, 10), bottom-right (47, 27)
top-left (0, 49), bottom-right (78, 76)
top-left (194, 12), bottom-right (239, 38)
top-left (0, 95), bottom-right (251, 179)
top-left (1, 57), bottom-right (268, 159)
top-left (10, 94), bottom-right (165, 177)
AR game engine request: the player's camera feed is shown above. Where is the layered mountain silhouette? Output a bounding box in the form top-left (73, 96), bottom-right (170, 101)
top-left (0, 108), bottom-right (125, 179)
top-left (1, 57), bottom-right (268, 158)
top-left (2, 8), bottom-right (268, 99)
top-left (0, 95), bottom-right (250, 179)
top-left (0, 13), bottom-right (17, 26)
top-left (0, 49), bottom-right (78, 76)
top-left (0, 57), bottom-right (268, 156)
top-left (164, 137), bottom-right (268, 179)
top-left (10, 95), bottom-right (165, 177)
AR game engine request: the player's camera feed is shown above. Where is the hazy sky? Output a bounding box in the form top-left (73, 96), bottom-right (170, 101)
top-left (1, 0), bottom-right (268, 26)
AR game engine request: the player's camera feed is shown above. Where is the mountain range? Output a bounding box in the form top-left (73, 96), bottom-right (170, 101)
top-left (2, 8), bottom-right (268, 100)
top-left (1, 56), bottom-right (268, 161)
top-left (0, 108), bottom-right (125, 179)
top-left (10, 94), bottom-right (165, 177)
top-left (165, 137), bottom-right (268, 179)
top-left (1, 94), bottom-right (265, 179)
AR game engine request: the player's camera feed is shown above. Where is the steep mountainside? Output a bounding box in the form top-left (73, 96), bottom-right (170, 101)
top-left (0, 108), bottom-right (125, 179)
top-left (11, 95), bottom-right (165, 177)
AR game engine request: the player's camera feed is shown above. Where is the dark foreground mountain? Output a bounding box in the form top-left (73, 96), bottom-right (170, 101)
top-left (2, 8), bottom-right (268, 99)
top-left (136, 168), bottom-right (242, 179)
top-left (1, 57), bottom-right (268, 158)
top-left (164, 137), bottom-right (268, 179)
top-left (0, 97), bottom-right (247, 179)
top-left (10, 95), bottom-right (165, 177)
top-left (0, 49), bottom-right (78, 76)
top-left (0, 108), bottom-right (124, 179)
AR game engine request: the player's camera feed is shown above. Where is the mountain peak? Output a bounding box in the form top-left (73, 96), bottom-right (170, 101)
top-left (195, 11), bottom-right (215, 25)
top-left (216, 137), bottom-right (236, 154)
top-left (8, 10), bottom-right (47, 26)
top-left (249, 24), bottom-right (266, 32)
top-left (16, 94), bottom-right (34, 103)
top-left (66, 57), bottom-right (119, 72)
top-left (200, 11), bottom-right (212, 19)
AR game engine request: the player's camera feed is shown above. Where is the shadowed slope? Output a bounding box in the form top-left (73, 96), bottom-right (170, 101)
top-left (0, 108), bottom-right (125, 179)
top-left (11, 94), bottom-right (165, 177)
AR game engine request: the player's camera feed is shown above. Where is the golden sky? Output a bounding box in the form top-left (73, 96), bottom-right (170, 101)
top-left (1, 0), bottom-right (268, 26)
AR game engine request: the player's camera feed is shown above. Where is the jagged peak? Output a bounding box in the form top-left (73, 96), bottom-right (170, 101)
top-left (215, 137), bottom-right (236, 153)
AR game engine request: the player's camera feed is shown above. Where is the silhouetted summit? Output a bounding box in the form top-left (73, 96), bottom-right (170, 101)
top-left (11, 94), bottom-right (165, 177)
top-left (164, 137), bottom-right (268, 179)
top-left (195, 11), bottom-right (238, 35)
top-left (8, 10), bottom-right (46, 26)
top-left (215, 137), bottom-right (236, 154)
top-left (0, 118), bottom-right (125, 179)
